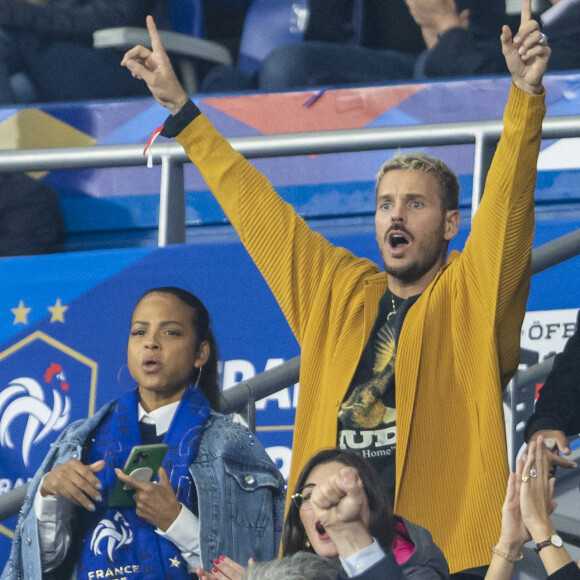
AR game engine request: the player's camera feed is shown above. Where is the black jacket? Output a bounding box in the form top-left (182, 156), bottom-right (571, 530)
top-left (525, 309), bottom-right (580, 441)
top-left (304, 0), bottom-right (505, 55)
top-left (423, 1), bottom-right (580, 78)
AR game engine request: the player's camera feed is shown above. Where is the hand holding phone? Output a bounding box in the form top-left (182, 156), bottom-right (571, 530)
top-left (109, 443), bottom-right (168, 507)
top-left (115, 461), bottom-right (182, 531)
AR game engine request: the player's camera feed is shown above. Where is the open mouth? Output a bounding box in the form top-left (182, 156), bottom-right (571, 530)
top-left (388, 230), bottom-right (411, 249)
top-left (142, 358), bottom-right (161, 371)
top-left (315, 521), bottom-right (329, 539)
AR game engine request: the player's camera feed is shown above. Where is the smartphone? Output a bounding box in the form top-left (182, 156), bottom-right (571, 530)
top-left (109, 443), bottom-right (168, 507)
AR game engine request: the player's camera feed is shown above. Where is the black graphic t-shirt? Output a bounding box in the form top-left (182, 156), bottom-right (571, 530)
top-left (338, 289), bottom-right (418, 500)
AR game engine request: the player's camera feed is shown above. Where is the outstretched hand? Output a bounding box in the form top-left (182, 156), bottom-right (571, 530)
top-left (121, 15), bottom-right (189, 115)
top-left (500, 0), bottom-right (550, 95)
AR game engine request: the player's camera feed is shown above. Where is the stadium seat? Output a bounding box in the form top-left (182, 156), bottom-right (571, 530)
top-left (93, 0), bottom-right (233, 93)
top-left (94, 0), bottom-right (309, 93)
top-left (237, 0), bottom-right (309, 77)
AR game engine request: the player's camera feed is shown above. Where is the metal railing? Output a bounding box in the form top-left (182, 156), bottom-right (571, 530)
top-left (1, 115), bottom-right (580, 524)
top-left (1, 115), bottom-right (580, 244)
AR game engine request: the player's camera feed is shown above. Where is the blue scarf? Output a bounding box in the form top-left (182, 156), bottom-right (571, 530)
top-left (76, 386), bottom-right (210, 579)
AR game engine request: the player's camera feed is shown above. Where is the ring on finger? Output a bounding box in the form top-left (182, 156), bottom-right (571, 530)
top-left (538, 32), bottom-right (548, 46)
top-left (521, 475), bottom-right (530, 483)
top-left (530, 468), bottom-right (538, 478)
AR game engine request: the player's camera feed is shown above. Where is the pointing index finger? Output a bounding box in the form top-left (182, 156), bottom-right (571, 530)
top-left (115, 467), bottom-right (148, 491)
top-left (521, 0), bottom-right (532, 27)
top-left (146, 15), bottom-right (163, 53)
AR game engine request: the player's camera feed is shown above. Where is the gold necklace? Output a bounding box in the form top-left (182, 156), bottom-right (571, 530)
top-left (388, 292), bottom-right (397, 321)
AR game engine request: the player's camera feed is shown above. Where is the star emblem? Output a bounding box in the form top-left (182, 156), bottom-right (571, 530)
top-left (11, 300), bottom-right (31, 325)
top-left (169, 555), bottom-right (181, 568)
top-left (48, 298), bottom-right (68, 323)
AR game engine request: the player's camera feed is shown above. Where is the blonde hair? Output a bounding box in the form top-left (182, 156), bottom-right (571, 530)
top-left (376, 151), bottom-right (460, 213)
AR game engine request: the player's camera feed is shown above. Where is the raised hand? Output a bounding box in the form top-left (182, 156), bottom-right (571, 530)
top-left (497, 459), bottom-right (531, 553)
top-left (121, 15), bottom-right (189, 115)
top-left (518, 436), bottom-right (577, 576)
top-left (519, 437), bottom-right (557, 535)
top-left (115, 466), bottom-right (182, 531)
top-left (310, 466), bottom-right (373, 558)
top-left (500, 0), bottom-right (550, 95)
top-left (311, 466), bottom-right (367, 526)
top-left (485, 460), bottom-right (529, 580)
top-left (41, 459), bottom-right (105, 511)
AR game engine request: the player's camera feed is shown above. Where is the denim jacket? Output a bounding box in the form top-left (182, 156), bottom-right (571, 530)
top-left (2, 401), bottom-right (285, 579)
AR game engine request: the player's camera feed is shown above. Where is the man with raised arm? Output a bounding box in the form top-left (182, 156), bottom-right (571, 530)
top-left (121, 4), bottom-right (550, 576)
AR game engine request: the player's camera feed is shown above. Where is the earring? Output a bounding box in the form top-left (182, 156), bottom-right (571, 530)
top-left (193, 365), bottom-right (203, 389)
top-left (305, 539), bottom-right (311, 549)
top-left (117, 363), bottom-right (138, 392)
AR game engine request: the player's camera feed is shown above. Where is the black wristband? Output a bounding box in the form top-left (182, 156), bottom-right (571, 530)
top-left (161, 100), bottom-right (202, 139)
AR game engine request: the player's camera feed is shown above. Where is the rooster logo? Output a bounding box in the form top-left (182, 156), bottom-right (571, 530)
top-left (0, 364), bottom-right (71, 467)
top-left (90, 512), bottom-right (133, 561)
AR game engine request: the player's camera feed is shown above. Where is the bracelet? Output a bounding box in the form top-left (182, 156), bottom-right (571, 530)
top-left (491, 545), bottom-right (524, 563)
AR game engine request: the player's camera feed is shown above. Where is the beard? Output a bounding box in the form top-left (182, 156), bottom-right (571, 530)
top-left (382, 221), bottom-right (448, 284)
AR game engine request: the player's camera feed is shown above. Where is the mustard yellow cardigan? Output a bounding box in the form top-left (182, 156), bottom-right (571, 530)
top-left (176, 85), bottom-right (546, 573)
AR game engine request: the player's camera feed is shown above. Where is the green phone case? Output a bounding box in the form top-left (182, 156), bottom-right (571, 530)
top-left (108, 443), bottom-right (169, 507)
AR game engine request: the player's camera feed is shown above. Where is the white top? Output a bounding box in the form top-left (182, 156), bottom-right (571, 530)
top-left (340, 538), bottom-right (387, 577)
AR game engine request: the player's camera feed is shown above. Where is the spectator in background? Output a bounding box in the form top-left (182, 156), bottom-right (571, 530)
top-left (539, 0), bottom-right (580, 70)
top-left (199, 449), bottom-right (448, 580)
top-left (259, 0), bottom-right (505, 90)
top-left (524, 309), bottom-right (580, 472)
top-left (485, 435), bottom-right (580, 580)
top-left (0, 0), bottom-right (165, 104)
top-left (0, 172), bottom-right (65, 257)
top-left (417, 0), bottom-right (580, 78)
top-left (202, 0), bottom-right (505, 92)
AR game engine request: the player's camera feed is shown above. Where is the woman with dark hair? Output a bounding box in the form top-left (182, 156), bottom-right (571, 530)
top-left (282, 448), bottom-right (396, 560)
top-left (2, 287), bottom-right (285, 580)
top-left (202, 448), bottom-right (448, 580)
top-left (283, 449), bottom-right (449, 579)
